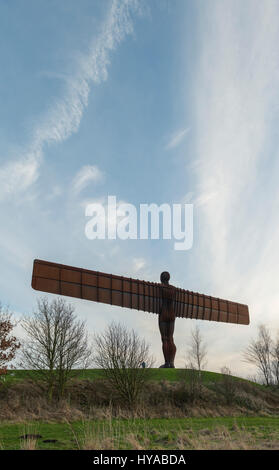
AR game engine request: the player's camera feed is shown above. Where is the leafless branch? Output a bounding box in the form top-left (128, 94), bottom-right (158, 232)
top-left (21, 297), bottom-right (91, 400)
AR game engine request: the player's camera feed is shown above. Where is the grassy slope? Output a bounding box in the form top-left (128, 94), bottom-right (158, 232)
top-left (1, 369), bottom-right (278, 450)
top-left (3, 368), bottom-right (248, 384)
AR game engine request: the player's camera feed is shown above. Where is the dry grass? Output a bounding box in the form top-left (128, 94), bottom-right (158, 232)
top-left (77, 421), bottom-right (279, 450)
top-left (61, 414), bottom-right (279, 451)
top-left (175, 424), bottom-right (279, 450)
top-left (19, 424), bottom-right (39, 450)
top-left (20, 437), bottom-right (38, 450)
top-left (0, 376), bottom-right (278, 423)
top-left (73, 418), bottom-right (152, 450)
top-left (0, 414), bottom-right (278, 450)
top-left (76, 419), bottom-right (120, 450)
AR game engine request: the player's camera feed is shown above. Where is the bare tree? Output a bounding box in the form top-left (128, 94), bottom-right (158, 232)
top-left (243, 324), bottom-right (273, 386)
top-left (93, 321), bottom-right (153, 408)
top-left (186, 325), bottom-right (207, 372)
top-left (0, 304), bottom-right (20, 377)
top-left (21, 297), bottom-right (91, 400)
top-left (271, 335), bottom-right (279, 387)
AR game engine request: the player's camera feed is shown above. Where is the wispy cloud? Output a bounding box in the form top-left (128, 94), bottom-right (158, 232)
top-left (193, 191), bottom-right (218, 208)
top-left (73, 165), bottom-right (103, 194)
top-left (192, 0), bottom-right (279, 374)
top-left (0, 152), bottom-right (41, 201)
top-left (132, 257), bottom-right (146, 273)
top-left (0, 0), bottom-right (141, 202)
top-left (166, 127), bottom-right (190, 150)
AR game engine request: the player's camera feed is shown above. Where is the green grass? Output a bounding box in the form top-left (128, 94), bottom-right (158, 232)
top-left (3, 368), bottom-right (247, 384)
top-left (0, 417), bottom-right (278, 450)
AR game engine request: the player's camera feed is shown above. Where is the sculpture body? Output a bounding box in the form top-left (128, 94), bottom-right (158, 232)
top-left (158, 271), bottom-right (176, 368)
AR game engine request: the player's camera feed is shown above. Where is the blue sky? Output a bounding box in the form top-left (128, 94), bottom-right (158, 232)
top-left (1, 0), bottom-right (279, 377)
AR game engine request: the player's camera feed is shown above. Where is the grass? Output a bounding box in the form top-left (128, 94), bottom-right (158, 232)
top-left (2, 368), bottom-right (249, 384)
top-left (1, 369), bottom-right (278, 450)
top-left (0, 416), bottom-right (278, 450)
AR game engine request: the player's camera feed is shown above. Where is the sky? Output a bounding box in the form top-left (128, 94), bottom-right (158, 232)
top-left (1, 0), bottom-right (279, 378)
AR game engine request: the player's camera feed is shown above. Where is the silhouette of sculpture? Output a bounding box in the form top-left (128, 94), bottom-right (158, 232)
top-left (31, 259), bottom-right (250, 369)
top-left (158, 271), bottom-right (176, 368)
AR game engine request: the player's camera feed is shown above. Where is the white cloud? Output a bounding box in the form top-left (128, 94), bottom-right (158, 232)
top-left (193, 191), bottom-right (218, 208)
top-left (191, 0), bottom-right (279, 375)
top-left (166, 127), bottom-right (190, 150)
top-left (132, 257), bottom-right (146, 273)
top-left (0, 0), bottom-right (141, 201)
top-left (0, 152), bottom-right (41, 202)
top-left (73, 165), bottom-right (103, 194)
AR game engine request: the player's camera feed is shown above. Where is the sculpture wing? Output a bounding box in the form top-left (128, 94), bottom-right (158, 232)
top-left (31, 259), bottom-right (162, 315)
top-left (173, 287), bottom-right (249, 325)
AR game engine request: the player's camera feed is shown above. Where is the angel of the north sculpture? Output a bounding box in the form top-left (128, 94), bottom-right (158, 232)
top-left (31, 259), bottom-right (249, 368)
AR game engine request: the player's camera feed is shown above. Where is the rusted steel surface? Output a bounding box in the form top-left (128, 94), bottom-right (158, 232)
top-left (31, 259), bottom-right (249, 325)
top-left (173, 288), bottom-right (249, 325)
top-left (32, 259), bottom-right (162, 315)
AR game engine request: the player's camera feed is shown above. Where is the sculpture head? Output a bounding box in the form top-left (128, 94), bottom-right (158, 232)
top-left (160, 271), bottom-right (170, 285)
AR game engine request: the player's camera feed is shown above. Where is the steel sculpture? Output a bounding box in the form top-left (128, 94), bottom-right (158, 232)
top-left (31, 259), bottom-right (250, 368)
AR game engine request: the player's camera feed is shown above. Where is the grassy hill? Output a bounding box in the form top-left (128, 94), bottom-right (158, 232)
top-left (1, 368), bottom-right (279, 450)
top-left (1, 367), bottom-right (277, 419)
top-left (3, 367), bottom-right (250, 384)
